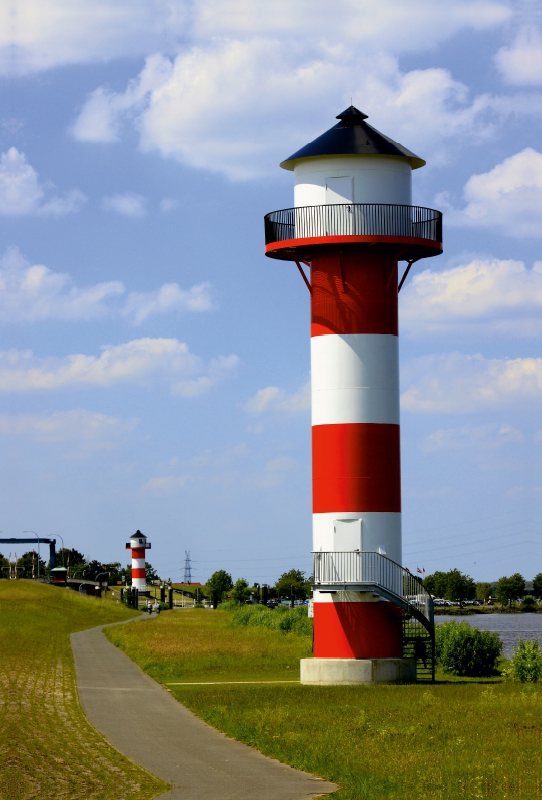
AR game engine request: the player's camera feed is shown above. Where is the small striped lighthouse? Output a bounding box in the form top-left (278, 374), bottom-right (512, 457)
top-left (126, 530), bottom-right (151, 593)
top-left (264, 107), bottom-right (441, 684)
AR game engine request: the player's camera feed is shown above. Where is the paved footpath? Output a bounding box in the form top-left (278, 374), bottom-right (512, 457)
top-left (71, 618), bottom-right (338, 800)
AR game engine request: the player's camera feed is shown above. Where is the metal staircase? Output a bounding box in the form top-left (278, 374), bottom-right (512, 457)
top-left (312, 551), bottom-right (435, 682)
top-left (402, 612), bottom-right (435, 682)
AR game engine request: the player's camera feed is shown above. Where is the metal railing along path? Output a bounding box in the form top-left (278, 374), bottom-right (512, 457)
top-left (264, 203), bottom-right (442, 247)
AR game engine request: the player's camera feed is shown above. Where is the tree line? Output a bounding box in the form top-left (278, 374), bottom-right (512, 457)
top-left (424, 568), bottom-right (542, 606)
top-left (0, 548), bottom-right (160, 583)
top-left (206, 568), bottom-right (311, 606)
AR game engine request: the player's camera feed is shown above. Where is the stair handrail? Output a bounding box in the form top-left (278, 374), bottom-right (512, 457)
top-left (312, 550), bottom-right (434, 631)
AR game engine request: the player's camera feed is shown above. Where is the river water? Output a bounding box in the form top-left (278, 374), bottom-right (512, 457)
top-left (435, 613), bottom-right (542, 659)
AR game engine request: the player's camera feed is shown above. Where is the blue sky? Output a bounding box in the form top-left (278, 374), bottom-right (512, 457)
top-left (0, 0), bottom-right (541, 584)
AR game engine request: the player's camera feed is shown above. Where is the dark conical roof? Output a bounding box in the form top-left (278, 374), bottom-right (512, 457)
top-left (280, 106), bottom-right (425, 170)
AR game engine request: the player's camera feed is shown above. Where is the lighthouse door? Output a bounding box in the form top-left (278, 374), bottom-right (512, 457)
top-left (326, 177), bottom-right (353, 204)
top-left (333, 519), bottom-right (362, 583)
top-left (333, 519), bottom-right (362, 550)
top-left (325, 177), bottom-right (353, 234)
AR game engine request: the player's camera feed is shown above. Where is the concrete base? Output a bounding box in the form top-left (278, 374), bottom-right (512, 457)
top-left (300, 658), bottom-right (416, 685)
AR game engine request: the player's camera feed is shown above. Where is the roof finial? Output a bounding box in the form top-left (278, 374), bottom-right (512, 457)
top-left (336, 105), bottom-right (368, 121)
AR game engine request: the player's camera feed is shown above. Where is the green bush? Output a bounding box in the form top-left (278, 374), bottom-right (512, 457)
top-left (508, 639), bottom-right (542, 683)
top-left (123, 587), bottom-right (133, 606)
top-left (218, 598), bottom-right (240, 611)
top-left (435, 621), bottom-right (502, 677)
top-left (520, 595), bottom-right (537, 613)
top-left (231, 604), bottom-right (313, 636)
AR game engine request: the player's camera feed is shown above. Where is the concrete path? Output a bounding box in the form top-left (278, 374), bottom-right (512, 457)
top-left (71, 619), bottom-right (338, 800)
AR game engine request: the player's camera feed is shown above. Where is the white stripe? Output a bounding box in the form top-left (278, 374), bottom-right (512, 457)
top-left (313, 511), bottom-right (401, 565)
top-left (311, 333), bottom-right (399, 426)
top-left (313, 590), bottom-right (381, 604)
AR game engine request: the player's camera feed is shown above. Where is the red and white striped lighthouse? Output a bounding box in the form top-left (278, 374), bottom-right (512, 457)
top-left (126, 530), bottom-right (151, 592)
top-left (264, 107), bottom-right (441, 684)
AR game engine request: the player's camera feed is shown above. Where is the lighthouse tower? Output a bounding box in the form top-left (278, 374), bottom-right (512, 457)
top-left (264, 107), bottom-right (440, 684)
top-left (126, 530), bottom-right (151, 593)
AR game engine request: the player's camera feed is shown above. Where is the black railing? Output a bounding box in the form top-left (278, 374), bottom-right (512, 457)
top-left (265, 203), bottom-right (442, 246)
top-left (403, 614), bottom-right (435, 683)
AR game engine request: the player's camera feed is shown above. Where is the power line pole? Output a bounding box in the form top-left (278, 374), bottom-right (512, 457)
top-left (183, 551), bottom-right (192, 585)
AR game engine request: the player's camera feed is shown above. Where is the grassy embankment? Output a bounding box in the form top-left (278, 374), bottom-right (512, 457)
top-left (106, 606), bottom-right (541, 800)
top-left (0, 581), bottom-right (169, 800)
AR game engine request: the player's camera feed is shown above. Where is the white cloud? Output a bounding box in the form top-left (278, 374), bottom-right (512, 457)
top-left (212, 0), bottom-right (509, 45)
top-left (172, 354), bottom-right (239, 398)
top-left (401, 257), bottom-right (542, 338)
top-left (440, 149), bottom-right (542, 236)
top-left (138, 50), bottom-right (498, 178)
top-left (122, 281), bottom-right (214, 323)
top-left (102, 192), bottom-right (147, 217)
top-left (0, 0), bottom-right (190, 75)
top-left (141, 475), bottom-right (191, 493)
top-left (495, 25), bottom-right (542, 85)
top-left (0, 247), bottom-right (214, 323)
top-left (0, 409), bottom-right (138, 442)
top-left (0, 247), bottom-right (123, 322)
top-left (2, 0), bottom-right (509, 75)
top-left (71, 53), bottom-right (174, 142)
top-left (0, 338), bottom-right (239, 394)
top-left (69, 1), bottom-right (514, 179)
top-left (243, 381), bottom-right (310, 415)
top-left (421, 423), bottom-right (523, 452)
top-left (0, 148), bottom-right (85, 215)
top-left (160, 197), bottom-right (177, 212)
top-left (402, 352), bottom-right (542, 413)
top-left (255, 455), bottom-right (297, 488)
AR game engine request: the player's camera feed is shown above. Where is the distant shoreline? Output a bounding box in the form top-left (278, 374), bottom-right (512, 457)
top-left (433, 606), bottom-right (540, 615)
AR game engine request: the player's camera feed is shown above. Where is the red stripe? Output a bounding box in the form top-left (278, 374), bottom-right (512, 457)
top-left (132, 568), bottom-right (146, 578)
top-left (310, 249), bottom-right (398, 336)
top-left (265, 235), bottom-right (442, 257)
top-left (132, 548), bottom-right (145, 559)
top-left (313, 423), bottom-right (400, 512)
top-left (314, 601), bottom-right (403, 658)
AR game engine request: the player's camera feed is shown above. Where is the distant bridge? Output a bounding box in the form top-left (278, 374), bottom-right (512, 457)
top-left (0, 537), bottom-right (57, 571)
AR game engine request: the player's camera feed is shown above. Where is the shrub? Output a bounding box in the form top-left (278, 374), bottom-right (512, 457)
top-left (508, 639), bottom-right (542, 683)
top-left (217, 598), bottom-right (239, 611)
top-left (435, 621), bottom-right (502, 677)
top-left (123, 587), bottom-right (133, 606)
top-left (520, 595), bottom-right (537, 613)
top-left (231, 604), bottom-right (313, 637)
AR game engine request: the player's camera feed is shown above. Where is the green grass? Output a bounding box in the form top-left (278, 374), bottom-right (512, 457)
top-left (105, 607), bottom-right (311, 682)
top-left (107, 608), bottom-right (541, 800)
top-left (0, 581), bottom-right (169, 800)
